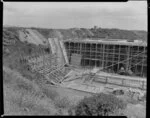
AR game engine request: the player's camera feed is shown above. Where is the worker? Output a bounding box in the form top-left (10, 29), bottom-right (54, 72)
top-left (119, 66), bottom-right (125, 75)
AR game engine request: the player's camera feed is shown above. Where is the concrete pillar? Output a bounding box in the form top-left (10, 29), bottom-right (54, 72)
top-left (117, 45), bottom-right (121, 71)
top-left (102, 44), bottom-right (105, 69)
top-left (126, 46), bottom-right (130, 70)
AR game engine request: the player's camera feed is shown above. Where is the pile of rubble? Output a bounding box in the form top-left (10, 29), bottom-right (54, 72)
top-left (112, 88), bottom-right (146, 102)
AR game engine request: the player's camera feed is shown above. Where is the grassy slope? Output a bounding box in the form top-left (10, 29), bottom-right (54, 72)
top-left (4, 26), bottom-right (147, 41)
top-left (3, 65), bottom-right (92, 115)
top-left (3, 65), bottom-right (146, 116)
top-left (3, 66), bottom-right (57, 115)
top-left (2, 29), bottom-right (90, 115)
top-left (3, 27), bottom-right (146, 116)
top-left (3, 28), bottom-right (58, 115)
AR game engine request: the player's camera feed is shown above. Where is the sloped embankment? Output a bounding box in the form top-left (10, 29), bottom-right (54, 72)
top-left (3, 65), bottom-right (92, 115)
top-left (36, 27), bottom-right (147, 41)
top-left (18, 29), bottom-right (49, 46)
top-left (3, 66), bottom-right (57, 115)
top-left (4, 27), bottom-right (147, 47)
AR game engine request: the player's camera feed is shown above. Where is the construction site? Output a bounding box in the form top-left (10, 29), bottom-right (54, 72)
top-left (3, 27), bottom-right (147, 116)
top-left (15, 30), bottom-right (147, 94)
top-left (64, 39), bottom-right (147, 77)
top-left (2, 1), bottom-right (148, 116)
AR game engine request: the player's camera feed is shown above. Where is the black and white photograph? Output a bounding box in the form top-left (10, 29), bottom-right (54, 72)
top-left (2, 1), bottom-right (147, 116)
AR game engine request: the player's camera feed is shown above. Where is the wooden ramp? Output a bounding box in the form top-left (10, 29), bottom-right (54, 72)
top-left (70, 54), bottom-right (82, 67)
top-left (59, 40), bottom-right (69, 64)
top-left (48, 38), bottom-right (57, 54)
top-left (53, 38), bottom-right (65, 66)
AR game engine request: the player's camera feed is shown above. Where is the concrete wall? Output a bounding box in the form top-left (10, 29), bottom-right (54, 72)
top-left (94, 75), bottom-right (146, 90)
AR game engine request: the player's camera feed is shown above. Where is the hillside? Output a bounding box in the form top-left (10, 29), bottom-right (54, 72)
top-left (36, 27), bottom-right (147, 41)
top-left (3, 26), bottom-right (147, 43)
top-left (2, 26), bottom-right (146, 116)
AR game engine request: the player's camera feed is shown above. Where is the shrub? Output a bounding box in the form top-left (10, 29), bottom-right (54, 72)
top-left (74, 93), bottom-right (127, 116)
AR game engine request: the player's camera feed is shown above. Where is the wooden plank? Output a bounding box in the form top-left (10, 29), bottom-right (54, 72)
top-left (71, 53), bottom-right (82, 67)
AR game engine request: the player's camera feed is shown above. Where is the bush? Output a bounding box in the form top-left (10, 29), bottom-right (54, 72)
top-left (74, 93), bottom-right (127, 116)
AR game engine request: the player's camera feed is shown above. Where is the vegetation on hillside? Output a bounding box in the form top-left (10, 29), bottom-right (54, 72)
top-left (73, 93), bottom-right (127, 116)
top-left (4, 26), bottom-right (146, 41)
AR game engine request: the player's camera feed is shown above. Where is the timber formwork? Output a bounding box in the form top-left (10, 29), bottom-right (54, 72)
top-left (20, 54), bottom-right (71, 84)
top-left (63, 39), bottom-right (147, 78)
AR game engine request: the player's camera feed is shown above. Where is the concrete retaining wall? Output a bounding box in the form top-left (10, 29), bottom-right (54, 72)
top-left (94, 75), bottom-right (146, 90)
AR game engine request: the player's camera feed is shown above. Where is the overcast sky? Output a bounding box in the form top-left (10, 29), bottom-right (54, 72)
top-left (3, 1), bottom-right (147, 31)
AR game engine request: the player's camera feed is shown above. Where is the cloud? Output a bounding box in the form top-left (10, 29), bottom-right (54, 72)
top-left (3, 1), bottom-right (147, 30)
